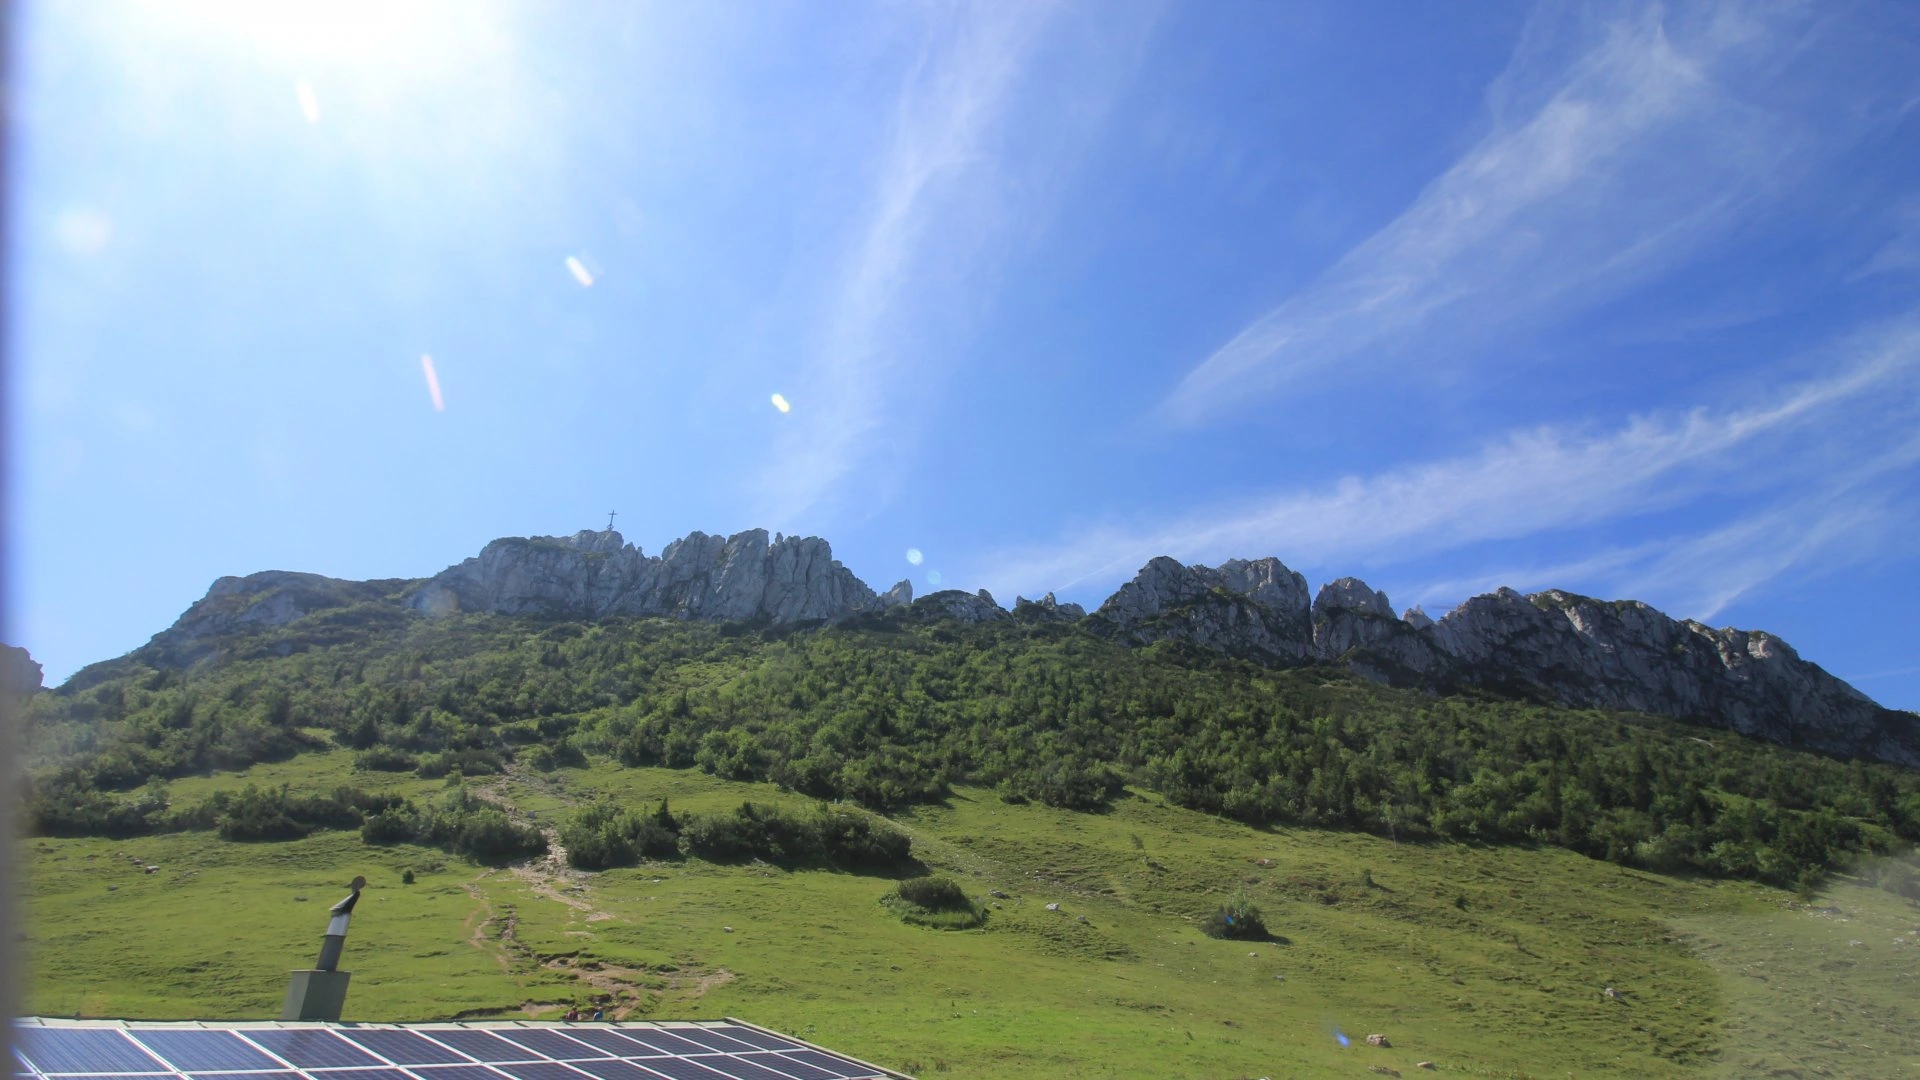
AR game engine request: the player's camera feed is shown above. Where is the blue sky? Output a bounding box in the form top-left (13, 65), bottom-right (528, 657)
top-left (10, 0), bottom-right (1920, 709)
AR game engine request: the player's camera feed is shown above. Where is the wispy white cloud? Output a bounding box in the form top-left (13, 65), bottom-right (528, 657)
top-left (978, 318), bottom-right (1920, 604)
top-left (1161, 3), bottom-right (1804, 426)
top-left (755, 1), bottom-right (1115, 526)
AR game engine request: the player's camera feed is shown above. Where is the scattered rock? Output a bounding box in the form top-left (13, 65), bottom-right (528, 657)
top-left (1272, 975), bottom-right (1285, 981)
top-left (988, 890), bottom-right (1009, 899)
top-left (144, 866), bottom-right (159, 874)
top-left (1076, 915), bottom-right (1088, 924)
top-left (105, 886), bottom-right (117, 892)
top-left (294, 896), bottom-right (308, 902)
top-left (1368, 1067), bottom-right (1401, 1077)
top-left (1366, 1033), bottom-right (1391, 1047)
top-left (1417, 1064), bottom-right (1436, 1072)
top-left (1045, 903), bottom-right (1060, 912)
top-left (722, 926), bottom-right (734, 933)
top-left (1603, 986), bottom-right (1620, 1000)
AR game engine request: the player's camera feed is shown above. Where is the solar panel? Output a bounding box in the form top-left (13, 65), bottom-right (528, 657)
top-left (705, 1030), bottom-right (799, 1053)
top-left (618, 1061), bottom-right (730, 1080)
top-left (654, 1033), bottom-right (752, 1056)
top-left (242, 1032), bottom-right (382, 1070)
top-left (769, 1052), bottom-right (871, 1080)
top-left (14, 1024), bottom-right (890, 1080)
top-left (488, 1033), bottom-right (606, 1063)
top-left (295, 1069), bottom-right (410, 1080)
top-left (530, 1033), bottom-right (638, 1061)
top-left (418, 1034), bottom-right (531, 1065)
top-left (489, 1063), bottom-right (592, 1080)
top-left (690, 1058), bottom-right (798, 1080)
top-left (562, 1061), bottom-right (654, 1080)
top-left (128, 1031), bottom-right (281, 1073)
top-left (14, 1029), bottom-right (165, 1074)
top-left (334, 1032), bottom-right (471, 1067)
top-left (736, 1056), bottom-right (836, 1080)
top-left (35, 1074), bottom-right (174, 1080)
top-left (597, 1034), bottom-right (703, 1061)
top-left (405, 1066), bottom-right (506, 1080)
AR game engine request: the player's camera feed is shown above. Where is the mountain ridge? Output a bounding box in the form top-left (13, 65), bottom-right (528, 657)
top-left (69, 525), bottom-right (1920, 767)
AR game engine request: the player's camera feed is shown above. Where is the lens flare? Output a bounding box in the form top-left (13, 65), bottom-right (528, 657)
top-left (770, 393), bottom-right (791, 414)
top-left (420, 354), bottom-right (445, 412)
top-left (565, 256), bottom-right (594, 287)
top-left (906, 548), bottom-right (924, 565)
top-left (926, 570), bottom-right (942, 586)
top-left (294, 80), bottom-right (320, 123)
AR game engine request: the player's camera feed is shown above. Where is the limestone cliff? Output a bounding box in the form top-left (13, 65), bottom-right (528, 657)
top-left (1084, 555), bottom-right (1312, 663)
top-left (108, 527), bottom-right (1915, 766)
top-left (407, 528), bottom-right (881, 624)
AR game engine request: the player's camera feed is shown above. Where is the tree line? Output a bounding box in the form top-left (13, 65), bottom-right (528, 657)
top-left (20, 603), bottom-right (1920, 895)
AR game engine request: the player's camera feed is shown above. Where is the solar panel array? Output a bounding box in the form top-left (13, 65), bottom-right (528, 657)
top-left (12, 1022), bottom-right (897, 1080)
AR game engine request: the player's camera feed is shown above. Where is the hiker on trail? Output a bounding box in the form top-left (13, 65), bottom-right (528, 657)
top-left (564, 1007), bottom-right (579, 1022)
top-left (591, 1008), bottom-right (604, 1021)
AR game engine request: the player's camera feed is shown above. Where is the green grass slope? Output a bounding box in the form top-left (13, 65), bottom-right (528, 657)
top-left (24, 757), bottom-right (1920, 1079)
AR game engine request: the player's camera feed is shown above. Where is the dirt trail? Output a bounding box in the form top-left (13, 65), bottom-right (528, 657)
top-left (460, 765), bottom-right (732, 1018)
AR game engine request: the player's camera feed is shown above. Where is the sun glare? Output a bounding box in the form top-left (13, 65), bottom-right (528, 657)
top-left (134, 0), bottom-right (450, 68)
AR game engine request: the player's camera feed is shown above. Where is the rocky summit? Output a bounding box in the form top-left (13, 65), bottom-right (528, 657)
top-left (407, 528), bottom-right (899, 624)
top-left (95, 527), bottom-right (1917, 766)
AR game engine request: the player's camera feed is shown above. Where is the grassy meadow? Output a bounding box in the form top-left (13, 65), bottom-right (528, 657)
top-left (21, 754), bottom-right (1920, 1078)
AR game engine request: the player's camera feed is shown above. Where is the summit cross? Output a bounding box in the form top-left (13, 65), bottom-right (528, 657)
top-left (606, 509), bottom-right (618, 532)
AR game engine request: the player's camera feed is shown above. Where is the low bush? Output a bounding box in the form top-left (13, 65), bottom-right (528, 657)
top-left (561, 799), bottom-right (682, 870)
top-left (895, 875), bottom-right (969, 910)
top-left (885, 875), bottom-right (986, 929)
top-left (674, 802), bottom-right (912, 871)
top-left (1201, 889), bottom-right (1267, 941)
top-left (354, 747), bottom-right (419, 772)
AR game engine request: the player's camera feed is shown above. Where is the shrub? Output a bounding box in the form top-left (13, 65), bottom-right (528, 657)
top-left (1201, 890), bottom-right (1267, 941)
top-left (215, 784), bottom-right (309, 841)
top-left (885, 875), bottom-right (986, 929)
top-left (458, 808), bottom-right (546, 863)
top-left (361, 807), bottom-right (419, 845)
top-left (674, 802), bottom-right (912, 870)
top-left (895, 875), bottom-right (969, 910)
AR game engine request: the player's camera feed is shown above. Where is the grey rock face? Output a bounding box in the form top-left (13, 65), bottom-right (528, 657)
top-left (1, 644), bottom-right (43, 703)
top-left (879, 580), bottom-right (914, 608)
top-left (1085, 553), bottom-right (1913, 765)
top-left (146, 572), bottom-right (410, 668)
top-left (407, 528), bottom-right (879, 624)
top-left (1013, 592), bottom-right (1086, 622)
top-left (911, 589), bottom-right (1009, 624)
top-left (1344, 587), bottom-right (1917, 767)
top-left (1311, 577), bottom-right (1405, 662)
top-left (1087, 556), bottom-right (1312, 663)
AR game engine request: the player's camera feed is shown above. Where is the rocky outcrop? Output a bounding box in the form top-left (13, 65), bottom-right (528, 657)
top-left (2, 644), bottom-right (42, 703)
top-left (407, 528), bottom-right (880, 624)
top-left (1087, 554), bottom-right (1914, 765)
top-left (1343, 587), bottom-right (1919, 766)
top-left (142, 572), bottom-right (411, 669)
top-left (911, 589), bottom-right (1009, 624)
top-left (104, 525), bottom-right (1913, 766)
top-left (1013, 592), bottom-right (1086, 622)
top-left (1311, 577), bottom-right (1407, 663)
top-left (1086, 556), bottom-right (1312, 663)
